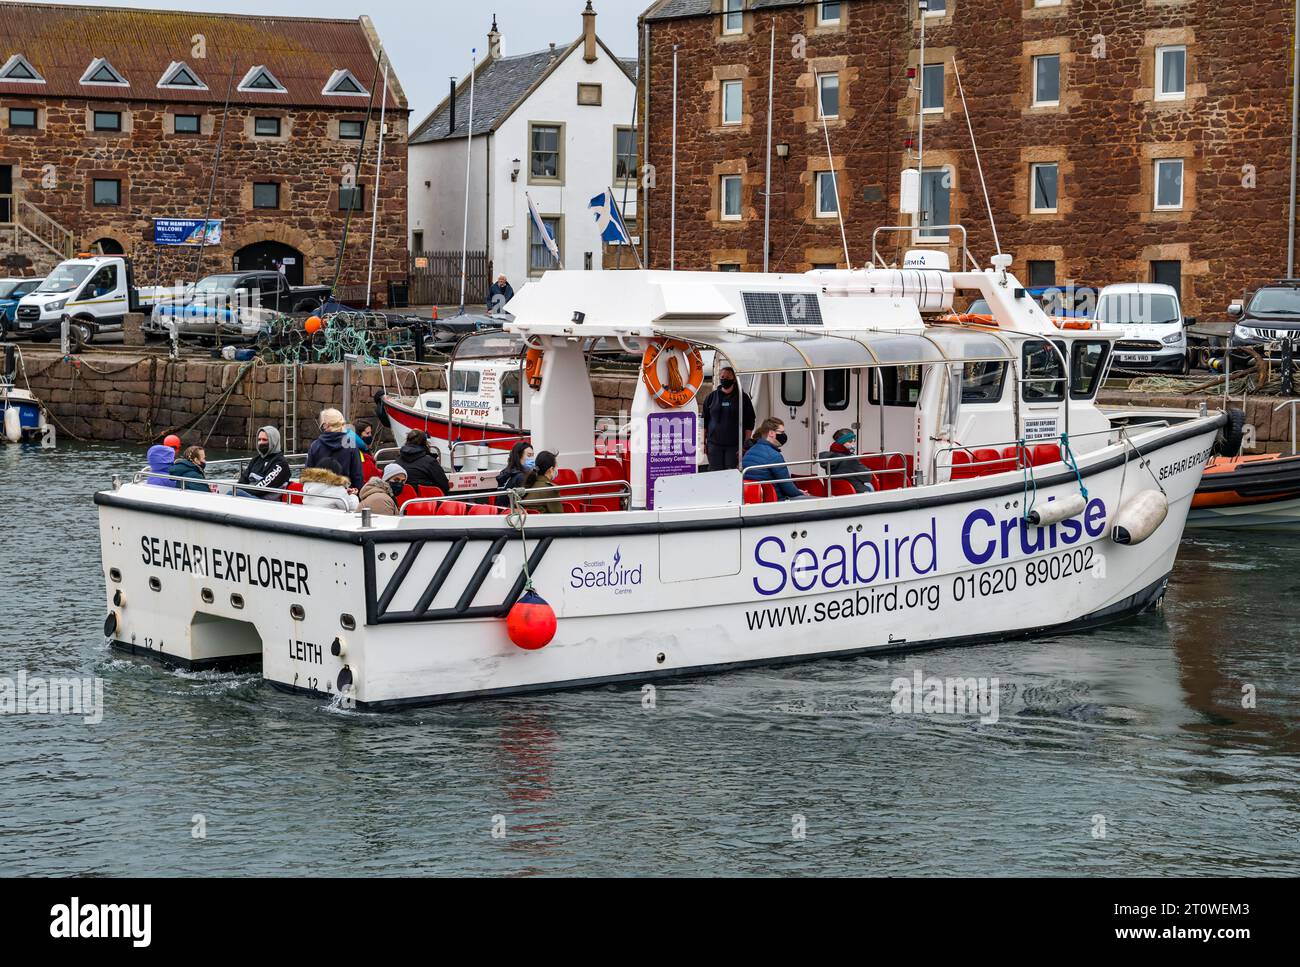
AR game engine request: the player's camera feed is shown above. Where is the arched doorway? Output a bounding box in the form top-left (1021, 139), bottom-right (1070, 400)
top-left (233, 241), bottom-right (305, 286)
top-left (92, 237), bottom-right (124, 255)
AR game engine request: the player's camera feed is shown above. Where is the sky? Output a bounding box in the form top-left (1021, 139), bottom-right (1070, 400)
top-left (40, 0), bottom-right (647, 121)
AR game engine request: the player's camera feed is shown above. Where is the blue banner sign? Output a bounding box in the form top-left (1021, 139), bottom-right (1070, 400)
top-left (153, 218), bottom-right (222, 246)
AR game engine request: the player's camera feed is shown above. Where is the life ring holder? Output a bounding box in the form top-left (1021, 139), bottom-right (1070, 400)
top-left (523, 336), bottom-right (546, 390)
top-left (641, 337), bottom-right (705, 409)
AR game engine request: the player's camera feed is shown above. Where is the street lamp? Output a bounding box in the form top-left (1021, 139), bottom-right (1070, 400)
top-left (775, 142), bottom-right (789, 158)
top-left (511, 157), bottom-right (521, 182)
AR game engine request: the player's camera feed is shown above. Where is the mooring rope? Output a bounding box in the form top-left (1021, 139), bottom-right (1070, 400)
top-left (1061, 432), bottom-right (1089, 500)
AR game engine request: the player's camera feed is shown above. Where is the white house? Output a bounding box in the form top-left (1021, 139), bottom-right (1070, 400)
top-left (407, 2), bottom-right (638, 299)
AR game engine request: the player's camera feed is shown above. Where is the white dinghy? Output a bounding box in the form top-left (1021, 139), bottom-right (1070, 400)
top-left (96, 254), bottom-right (1225, 709)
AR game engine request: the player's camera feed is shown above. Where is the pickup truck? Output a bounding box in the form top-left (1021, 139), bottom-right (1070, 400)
top-left (145, 270), bottom-right (331, 342)
top-left (12, 255), bottom-right (181, 346)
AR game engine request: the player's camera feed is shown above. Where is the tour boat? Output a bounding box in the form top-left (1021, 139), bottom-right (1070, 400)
top-left (96, 251), bottom-right (1226, 709)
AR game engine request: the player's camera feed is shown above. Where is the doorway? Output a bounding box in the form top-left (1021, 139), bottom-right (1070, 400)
top-left (233, 241), bottom-right (304, 285)
top-left (0, 165), bottom-right (12, 222)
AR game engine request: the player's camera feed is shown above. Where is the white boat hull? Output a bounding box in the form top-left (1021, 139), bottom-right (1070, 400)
top-left (96, 420), bottom-right (1220, 709)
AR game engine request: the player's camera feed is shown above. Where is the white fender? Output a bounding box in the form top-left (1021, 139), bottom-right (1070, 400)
top-left (3, 406), bottom-right (20, 443)
top-left (1111, 489), bottom-right (1168, 546)
top-left (1026, 492), bottom-right (1088, 527)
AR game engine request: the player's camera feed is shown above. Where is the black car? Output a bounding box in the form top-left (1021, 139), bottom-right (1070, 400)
top-left (1229, 280), bottom-right (1300, 361)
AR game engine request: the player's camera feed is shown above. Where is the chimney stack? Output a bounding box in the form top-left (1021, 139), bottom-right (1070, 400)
top-left (582, 1), bottom-right (596, 64)
top-left (488, 14), bottom-right (502, 61)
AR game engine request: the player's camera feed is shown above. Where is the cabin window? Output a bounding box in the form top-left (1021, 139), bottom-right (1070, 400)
top-left (823, 368), bottom-right (850, 411)
top-left (81, 263), bottom-right (118, 298)
top-left (1070, 341), bottom-right (1109, 399)
top-left (780, 371), bottom-right (806, 407)
top-left (501, 370), bottom-right (521, 405)
top-left (869, 365), bottom-right (922, 407)
top-left (961, 361), bottom-right (1007, 404)
top-left (451, 370), bottom-right (481, 394)
top-left (1021, 340), bottom-right (1066, 403)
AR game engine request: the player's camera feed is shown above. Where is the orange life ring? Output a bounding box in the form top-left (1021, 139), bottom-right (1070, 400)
top-left (524, 346), bottom-right (544, 389)
top-left (641, 338), bottom-right (705, 408)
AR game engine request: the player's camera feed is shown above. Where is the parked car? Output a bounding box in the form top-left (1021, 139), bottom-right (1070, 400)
top-left (145, 271), bottom-right (331, 343)
top-left (1094, 282), bottom-right (1194, 374)
top-left (0, 277), bottom-right (43, 337)
top-left (1228, 279), bottom-right (1300, 361)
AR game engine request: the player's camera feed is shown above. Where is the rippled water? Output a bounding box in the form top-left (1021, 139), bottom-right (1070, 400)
top-left (1, 441), bottom-right (1298, 876)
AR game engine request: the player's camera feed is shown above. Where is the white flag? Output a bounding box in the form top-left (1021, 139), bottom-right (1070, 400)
top-left (526, 192), bottom-right (560, 265)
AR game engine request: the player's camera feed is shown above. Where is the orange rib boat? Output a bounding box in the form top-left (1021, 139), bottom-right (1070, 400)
top-left (1188, 452), bottom-right (1300, 529)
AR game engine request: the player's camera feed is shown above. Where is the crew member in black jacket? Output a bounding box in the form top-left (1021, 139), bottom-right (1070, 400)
top-left (396, 430), bottom-right (453, 493)
top-left (239, 425), bottom-right (292, 499)
top-left (702, 366), bottom-right (755, 471)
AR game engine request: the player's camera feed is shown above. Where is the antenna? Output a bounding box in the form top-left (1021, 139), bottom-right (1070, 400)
top-left (820, 112), bottom-right (851, 268)
top-left (952, 56), bottom-right (1002, 258)
top-left (762, 21), bottom-right (775, 272)
top-left (459, 49), bottom-right (476, 313)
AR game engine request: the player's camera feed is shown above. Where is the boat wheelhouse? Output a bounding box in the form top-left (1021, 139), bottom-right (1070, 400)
top-left (96, 256), bottom-right (1225, 709)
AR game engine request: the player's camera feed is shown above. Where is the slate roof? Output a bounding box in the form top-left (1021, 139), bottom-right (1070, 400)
top-left (411, 39), bottom-right (637, 146)
top-left (645, 0), bottom-right (803, 21)
top-left (0, 2), bottom-right (405, 109)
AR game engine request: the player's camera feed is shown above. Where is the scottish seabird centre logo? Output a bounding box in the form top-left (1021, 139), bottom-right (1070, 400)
top-left (571, 545), bottom-right (643, 594)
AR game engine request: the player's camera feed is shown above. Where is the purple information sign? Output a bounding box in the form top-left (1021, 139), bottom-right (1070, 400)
top-left (645, 412), bottom-right (698, 509)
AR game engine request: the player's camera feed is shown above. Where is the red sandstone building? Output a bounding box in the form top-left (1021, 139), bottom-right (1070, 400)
top-left (0, 3), bottom-right (409, 302)
top-left (636, 0), bottom-right (1299, 316)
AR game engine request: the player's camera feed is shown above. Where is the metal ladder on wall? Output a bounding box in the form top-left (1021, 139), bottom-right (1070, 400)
top-left (282, 364), bottom-right (299, 453)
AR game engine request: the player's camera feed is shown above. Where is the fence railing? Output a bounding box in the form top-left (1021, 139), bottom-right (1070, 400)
top-left (408, 249), bottom-right (489, 306)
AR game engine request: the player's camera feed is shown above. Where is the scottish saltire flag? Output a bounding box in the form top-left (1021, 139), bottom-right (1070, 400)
top-left (588, 189), bottom-right (632, 245)
top-left (526, 192), bottom-right (560, 263)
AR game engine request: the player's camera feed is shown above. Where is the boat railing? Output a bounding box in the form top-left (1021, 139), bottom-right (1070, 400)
top-left (1274, 399), bottom-right (1300, 456)
top-left (127, 471), bottom-right (354, 510)
top-left (449, 435), bottom-right (531, 467)
top-left (929, 421), bottom-right (1173, 482)
top-left (205, 451), bottom-right (312, 478)
top-left (399, 479), bottom-right (633, 516)
top-left (741, 450), bottom-right (911, 498)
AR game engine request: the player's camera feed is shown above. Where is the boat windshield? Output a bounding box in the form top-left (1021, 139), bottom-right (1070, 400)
top-left (1247, 287), bottom-right (1300, 316)
top-left (35, 264), bottom-right (94, 294)
top-left (1095, 293), bottom-right (1180, 326)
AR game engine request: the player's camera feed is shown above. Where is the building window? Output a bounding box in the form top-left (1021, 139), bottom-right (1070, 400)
top-left (9, 108), bottom-right (36, 128)
top-left (238, 66), bottom-right (286, 93)
top-left (924, 0), bottom-right (947, 15)
top-left (921, 63), bottom-right (944, 112)
top-left (1034, 0), bottom-right (1062, 6)
top-left (1156, 45), bottom-right (1186, 100)
top-left (1030, 162), bottom-right (1059, 213)
top-left (721, 175), bottom-right (742, 220)
top-left (93, 110), bottom-right (121, 132)
top-left (0, 54), bottom-right (44, 84)
top-left (529, 214), bottom-right (562, 276)
top-left (1150, 260), bottom-right (1182, 299)
top-left (614, 126), bottom-right (637, 184)
top-left (529, 123), bottom-right (562, 183)
top-left (1154, 158), bottom-right (1184, 210)
top-left (254, 117), bottom-right (281, 137)
top-left (722, 79), bottom-right (742, 125)
top-left (1033, 54), bottom-right (1061, 106)
top-left (723, 0), bottom-right (744, 35)
top-left (817, 73), bottom-right (840, 119)
top-left (173, 113), bottom-right (200, 134)
top-left (577, 82), bottom-right (602, 106)
top-left (323, 69), bottom-right (367, 96)
top-left (818, 1), bottom-right (843, 25)
top-left (82, 58), bottom-right (128, 86)
top-left (92, 178), bottom-right (121, 206)
top-left (157, 61), bottom-right (206, 90)
top-left (412, 230), bottom-right (424, 251)
top-left (253, 182), bottom-right (280, 209)
top-left (339, 185), bottom-right (365, 211)
top-left (718, 263), bottom-right (742, 272)
top-left (816, 170), bottom-right (839, 218)
top-left (339, 120), bottom-right (364, 140)
top-left (919, 167), bottom-right (951, 237)
top-left (1028, 260), bottom-right (1056, 287)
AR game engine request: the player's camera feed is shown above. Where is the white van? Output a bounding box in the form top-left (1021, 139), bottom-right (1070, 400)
top-left (1094, 282), bottom-right (1193, 374)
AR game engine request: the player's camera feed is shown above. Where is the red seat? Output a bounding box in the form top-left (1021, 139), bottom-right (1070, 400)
top-left (1001, 445), bottom-right (1027, 470)
top-left (284, 481), bottom-right (304, 505)
top-left (743, 482), bottom-right (764, 504)
top-left (436, 500), bottom-right (470, 516)
top-left (404, 499), bottom-right (439, 516)
top-left (468, 503), bottom-right (498, 516)
top-left (561, 500), bottom-right (583, 514)
top-left (971, 448), bottom-right (1012, 476)
top-left (830, 478), bottom-right (857, 497)
top-left (579, 466), bottom-right (621, 511)
top-left (416, 485), bottom-right (444, 499)
top-left (554, 469), bottom-right (579, 488)
top-left (877, 453), bottom-right (907, 490)
top-left (1032, 443), bottom-right (1062, 466)
top-left (796, 477), bottom-right (827, 497)
top-left (596, 456), bottom-right (626, 482)
top-left (949, 450), bottom-right (976, 480)
top-left (760, 483), bottom-right (777, 503)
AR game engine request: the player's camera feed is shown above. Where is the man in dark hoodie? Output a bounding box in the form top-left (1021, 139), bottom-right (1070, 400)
top-left (239, 425), bottom-right (292, 498)
top-left (171, 445), bottom-right (212, 492)
top-left (305, 407), bottom-right (363, 491)
top-left (396, 429), bottom-right (452, 492)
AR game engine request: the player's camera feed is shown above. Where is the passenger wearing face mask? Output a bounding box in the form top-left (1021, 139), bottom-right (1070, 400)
top-left (170, 445), bottom-right (213, 493)
top-left (495, 441), bottom-right (534, 493)
top-left (347, 418), bottom-right (381, 483)
top-left (702, 365), bottom-right (755, 471)
top-left (239, 425), bottom-right (292, 499)
top-left (742, 418), bottom-right (811, 500)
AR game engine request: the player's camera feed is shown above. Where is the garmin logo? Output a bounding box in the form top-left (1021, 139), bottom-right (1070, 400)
top-left (50, 897), bottom-right (151, 947)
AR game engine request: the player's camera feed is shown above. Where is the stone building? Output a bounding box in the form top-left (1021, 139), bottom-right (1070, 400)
top-left (636, 0), bottom-right (1299, 316)
top-left (0, 3), bottom-right (409, 303)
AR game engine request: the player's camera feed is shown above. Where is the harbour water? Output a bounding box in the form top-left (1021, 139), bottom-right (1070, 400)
top-left (1, 441), bottom-right (1298, 876)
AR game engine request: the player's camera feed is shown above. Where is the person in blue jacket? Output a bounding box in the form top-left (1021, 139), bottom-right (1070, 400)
top-left (305, 407), bottom-right (363, 491)
top-left (145, 443), bottom-right (177, 487)
top-left (742, 418), bottom-right (811, 500)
